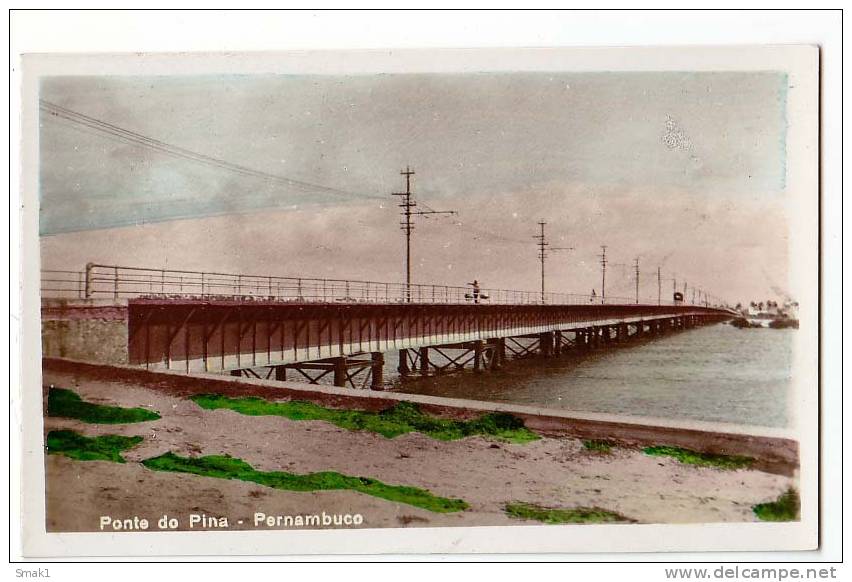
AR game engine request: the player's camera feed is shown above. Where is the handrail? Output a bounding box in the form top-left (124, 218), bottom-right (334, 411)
top-left (40, 263), bottom-right (719, 307)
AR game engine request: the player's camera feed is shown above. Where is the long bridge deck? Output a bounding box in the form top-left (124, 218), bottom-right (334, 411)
top-left (42, 265), bottom-right (735, 390)
top-left (127, 299), bottom-right (732, 386)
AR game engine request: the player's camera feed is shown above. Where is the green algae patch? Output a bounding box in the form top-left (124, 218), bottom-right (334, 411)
top-left (190, 394), bottom-right (539, 444)
top-left (504, 502), bottom-right (633, 524)
top-left (643, 445), bottom-right (754, 470)
top-left (583, 439), bottom-right (615, 454)
top-left (46, 429), bottom-right (143, 463)
top-left (48, 387), bottom-right (161, 424)
top-left (142, 452), bottom-right (468, 513)
top-left (753, 488), bottom-right (800, 522)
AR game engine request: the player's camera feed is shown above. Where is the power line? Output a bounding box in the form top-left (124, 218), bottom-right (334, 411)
top-left (534, 222), bottom-right (549, 302)
top-left (634, 257), bottom-right (640, 304)
top-left (392, 166), bottom-right (456, 302)
top-left (533, 221), bottom-right (573, 302)
top-left (451, 219), bottom-right (530, 245)
top-left (39, 99), bottom-right (384, 203)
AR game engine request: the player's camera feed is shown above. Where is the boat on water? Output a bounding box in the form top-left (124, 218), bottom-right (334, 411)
top-left (730, 314), bottom-right (799, 329)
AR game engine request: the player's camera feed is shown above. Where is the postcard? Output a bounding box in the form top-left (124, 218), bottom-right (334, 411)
top-left (18, 45), bottom-right (819, 557)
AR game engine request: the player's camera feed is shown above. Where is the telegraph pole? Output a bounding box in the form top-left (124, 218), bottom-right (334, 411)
top-left (633, 257), bottom-right (640, 304)
top-left (532, 221), bottom-right (572, 303)
top-left (599, 245), bottom-right (608, 304)
top-left (392, 166), bottom-right (456, 302)
top-left (534, 221), bottom-right (548, 302)
top-left (657, 266), bottom-right (662, 306)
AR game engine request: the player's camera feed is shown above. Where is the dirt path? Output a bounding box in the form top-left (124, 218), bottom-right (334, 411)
top-left (42, 370), bottom-right (796, 532)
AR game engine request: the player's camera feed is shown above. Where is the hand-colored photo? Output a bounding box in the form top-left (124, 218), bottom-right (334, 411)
top-left (31, 50), bottom-right (816, 548)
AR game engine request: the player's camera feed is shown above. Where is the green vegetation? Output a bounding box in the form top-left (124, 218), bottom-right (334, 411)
top-left (142, 452), bottom-right (469, 513)
top-left (583, 439), bottom-right (615, 454)
top-left (504, 502), bottom-right (633, 524)
top-left (48, 387), bottom-right (161, 424)
top-left (46, 429), bottom-right (143, 463)
top-left (753, 488), bottom-right (800, 522)
top-left (191, 394), bottom-right (539, 444)
top-left (643, 445), bottom-right (754, 470)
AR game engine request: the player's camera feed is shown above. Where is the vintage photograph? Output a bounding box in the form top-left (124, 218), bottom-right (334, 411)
top-left (20, 45), bottom-right (819, 555)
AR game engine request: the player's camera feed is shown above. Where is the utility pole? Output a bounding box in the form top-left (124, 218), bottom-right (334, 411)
top-left (599, 245), bottom-right (608, 304)
top-left (657, 266), bottom-right (662, 306)
top-left (633, 257), bottom-right (640, 304)
top-left (534, 221), bottom-right (549, 303)
top-left (392, 166), bottom-right (456, 302)
top-left (533, 221), bottom-right (571, 303)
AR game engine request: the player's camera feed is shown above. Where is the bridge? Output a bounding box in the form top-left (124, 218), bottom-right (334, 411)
top-left (42, 264), bottom-right (735, 390)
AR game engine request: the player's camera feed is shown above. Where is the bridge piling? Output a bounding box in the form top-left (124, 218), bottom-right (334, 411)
top-left (274, 365), bottom-right (287, 381)
top-left (419, 347), bottom-right (430, 375)
top-left (539, 332), bottom-right (553, 357)
top-left (490, 338), bottom-right (506, 369)
top-left (398, 349), bottom-right (411, 376)
top-left (370, 351), bottom-right (384, 390)
top-left (473, 340), bottom-right (485, 372)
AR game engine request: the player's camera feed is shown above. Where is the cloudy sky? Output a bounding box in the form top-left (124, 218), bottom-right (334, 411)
top-left (39, 71), bottom-right (790, 304)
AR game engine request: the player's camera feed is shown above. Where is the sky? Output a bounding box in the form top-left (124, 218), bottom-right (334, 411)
top-left (38, 71), bottom-right (791, 304)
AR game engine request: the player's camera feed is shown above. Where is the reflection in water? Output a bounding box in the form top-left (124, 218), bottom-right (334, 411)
top-left (388, 324), bottom-right (793, 429)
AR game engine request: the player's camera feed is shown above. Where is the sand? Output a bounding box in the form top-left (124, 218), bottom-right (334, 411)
top-left (42, 369), bottom-right (796, 532)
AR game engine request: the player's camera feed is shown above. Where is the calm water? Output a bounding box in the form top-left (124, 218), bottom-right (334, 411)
top-left (388, 324), bottom-right (794, 429)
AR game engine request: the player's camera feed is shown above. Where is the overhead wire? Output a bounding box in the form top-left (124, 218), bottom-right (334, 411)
top-left (42, 101), bottom-right (724, 300)
top-left (39, 99), bottom-right (385, 202)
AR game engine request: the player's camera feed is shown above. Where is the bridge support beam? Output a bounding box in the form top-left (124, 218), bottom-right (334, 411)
top-left (370, 351), bottom-right (384, 390)
top-left (332, 358), bottom-right (347, 387)
top-left (539, 332), bottom-right (553, 357)
top-left (398, 349), bottom-right (411, 376)
top-left (419, 347), bottom-right (430, 375)
top-left (274, 365), bottom-right (287, 381)
top-left (490, 338), bottom-right (506, 369)
top-left (473, 340), bottom-right (485, 372)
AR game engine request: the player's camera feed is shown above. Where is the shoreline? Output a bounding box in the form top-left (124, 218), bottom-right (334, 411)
top-left (41, 360), bottom-right (799, 532)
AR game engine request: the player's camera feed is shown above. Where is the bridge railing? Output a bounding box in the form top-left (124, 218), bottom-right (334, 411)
top-left (40, 269), bottom-right (87, 299)
top-left (40, 264), bottom-right (712, 307)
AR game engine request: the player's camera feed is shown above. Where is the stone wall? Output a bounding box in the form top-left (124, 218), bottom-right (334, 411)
top-left (41, 300), bottom-right (128, 364)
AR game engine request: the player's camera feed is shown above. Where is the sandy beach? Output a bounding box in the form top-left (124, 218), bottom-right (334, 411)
top-left (43, 368), bottom-right (797, 532)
